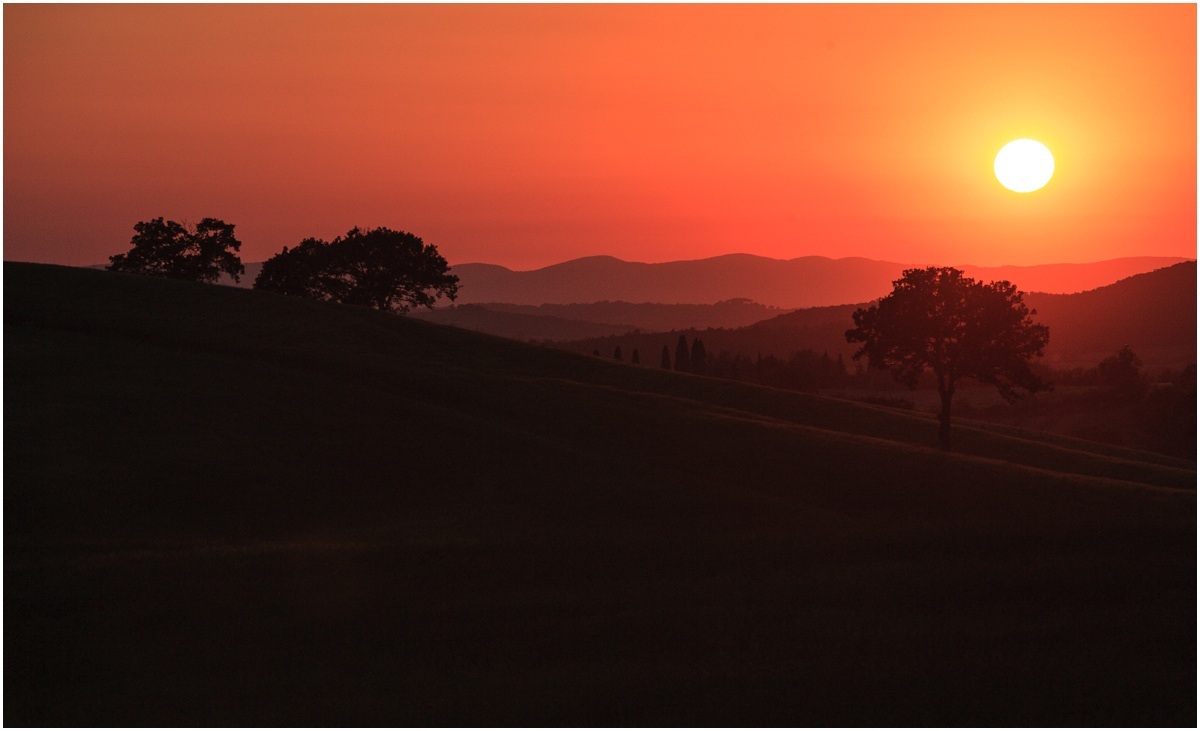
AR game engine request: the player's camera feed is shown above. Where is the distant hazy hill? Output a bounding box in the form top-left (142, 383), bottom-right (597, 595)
top-left (205, 254), bottom-right (1187, 311)
top-left (6, 263), bottom-right (1193, 726)
top-left (561, 262), bottom-right (1198, 371)
top-left (410, 298), bottom-right (792, 340)
top-left (444, 254), bottom-right (1188, 308)
top-left (1028, 260), bottom-right (1198, 370)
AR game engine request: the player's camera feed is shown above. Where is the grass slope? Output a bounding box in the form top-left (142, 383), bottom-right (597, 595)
top-left (5, 263), bottom-right (1195, 726)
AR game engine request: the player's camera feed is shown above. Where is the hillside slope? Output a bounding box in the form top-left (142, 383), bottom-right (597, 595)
top-left (5, 263), bottom-right (1194, 726)
top-left (408, 303), bottom-right (636, 341)
top-left (412, 298), bottom-right (794, 337)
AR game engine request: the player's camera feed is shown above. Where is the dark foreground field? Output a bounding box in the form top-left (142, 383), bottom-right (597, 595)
top-left (5, 263), bottom-right (1196, 726)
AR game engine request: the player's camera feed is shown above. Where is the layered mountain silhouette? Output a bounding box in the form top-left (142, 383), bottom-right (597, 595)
top-left (442, 254), bottom-right (1188, 308)
top-left (213, 254), bottom-right (1187, 310)
top-left (558, 262), bottom-right (1197, 371)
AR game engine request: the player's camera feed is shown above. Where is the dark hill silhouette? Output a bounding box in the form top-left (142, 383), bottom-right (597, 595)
top-left (6, 262), bottom-right (1194, 726)
top-left (1027, 261), bottom-right (1197, 370)
top-left (207, 254), bottom-right (1187, 308)
top-left (410, 298), bottom-right (792, 339)
top-left (409, 303), bottom-right (636, 341)
top-left (443, 254), bottom-right (1186, 308)
top-left (560, 262), bottom-right (1198, 372)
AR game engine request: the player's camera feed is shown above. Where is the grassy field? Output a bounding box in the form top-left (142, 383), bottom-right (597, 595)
top-left (5, 263), bottom-right (1195, 726)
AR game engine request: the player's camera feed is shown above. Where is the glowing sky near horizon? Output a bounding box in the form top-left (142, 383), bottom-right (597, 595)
top-left (4, 4), bottom-right (1195, 269)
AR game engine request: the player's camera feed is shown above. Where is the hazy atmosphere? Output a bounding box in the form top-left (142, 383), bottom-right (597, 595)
top-left (5, 4), bottom-right (1195, 269)
top-left (5, 4), bottom-right (1195, 727)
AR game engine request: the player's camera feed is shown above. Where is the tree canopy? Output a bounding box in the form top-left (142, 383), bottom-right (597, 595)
top-left (254, 227), bottom-right (459, 313)
top-left (846, 266), bottom-right (1049, 448)
top-left (108, 217), bottom-right (245, 283)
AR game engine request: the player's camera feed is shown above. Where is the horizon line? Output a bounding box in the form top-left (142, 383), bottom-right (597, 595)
top-left (446, 252), bottom-right (1195, 273)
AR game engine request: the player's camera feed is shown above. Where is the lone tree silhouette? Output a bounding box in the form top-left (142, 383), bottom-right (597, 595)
top-left (661, 345), bottom-right (671, 369)
top-left (255, 227), bottom-right (458, 313)
top-left (846, 266), bottom-right (1049, 449)
top-left (108, 217), bottom-right (245, 283)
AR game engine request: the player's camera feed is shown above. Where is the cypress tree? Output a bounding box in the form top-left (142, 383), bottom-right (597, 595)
top-left (661, 345), bottom-right (672, 369)
top-left (631, 348), bottom-right (640, 364)
top-left (614, 346), bottom-right (623, 361)
top-left (674, 335), bottom-right (691, 373)
top-left (691, 338), bottom-right (707, 376)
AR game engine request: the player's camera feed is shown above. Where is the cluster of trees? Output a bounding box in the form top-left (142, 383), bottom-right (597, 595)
top-left (107, 218), bottom-right (458, 314)
top-left (659, 335), bottom-right (708, 374)
top-left (708, 350), bottom-right (853, 391)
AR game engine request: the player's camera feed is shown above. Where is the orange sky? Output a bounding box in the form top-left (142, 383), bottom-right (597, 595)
top-left (5, 4), bottom-right (1196, 269)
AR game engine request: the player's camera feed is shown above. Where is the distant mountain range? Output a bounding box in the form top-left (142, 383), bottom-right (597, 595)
top-left (213, 254), bottom-right (1188, 310)
top-left (443, 254), bottom-right (1189, 309)
top-left (558, 262), bottom-right (1197, 372)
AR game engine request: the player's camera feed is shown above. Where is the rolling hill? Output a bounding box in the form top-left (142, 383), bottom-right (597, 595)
top-left (409, 298), bottom-right (792, 340)
top-left (560, 262), bottom-right (1199, 371)
top-left (441, 254), bottom-right (1188, 308)
top-left (212, 254), bottom-right (1189, 310)
top-left (407, 303), bottom-right (637, 341)
top-left (6, 263), bottom-right (1195, 726)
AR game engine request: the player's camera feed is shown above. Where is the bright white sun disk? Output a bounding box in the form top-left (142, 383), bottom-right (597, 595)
top-left (994, 139), bottom-right (1054, 193)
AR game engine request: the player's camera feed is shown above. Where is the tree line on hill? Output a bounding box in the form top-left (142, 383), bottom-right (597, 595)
top-left (606, 330), bottom-right (1194, 458)
top-left (599, 335), bottom-right (712, 374)
top-left (104, 217), bottom-right (1192, 456)
top-left (107, 217), bottom-right (459, 313)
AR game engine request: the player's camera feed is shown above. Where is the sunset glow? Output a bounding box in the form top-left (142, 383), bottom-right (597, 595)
top-left (4, 4), bottom-right (1196, 269)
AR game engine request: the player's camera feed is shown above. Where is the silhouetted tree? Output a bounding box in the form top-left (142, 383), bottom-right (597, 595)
top-left (108, 217), bottom-right (245, 283)
top-left (847, 266), bottom-right (1049, 449)
top-left (614, 346), bottom-right (623, 361)
top-left (254, 227), bottom-right (458, 313)
top-left (661, 345), bottom-right (672, 369)
top-left (675, 335), bottom-right (691, 373)
top-left (691, 338), bottom-right (707, 375)
top-left (631, 348), bottom-right (640, 364)
top-left (252, 237), bottom-right (336, 300)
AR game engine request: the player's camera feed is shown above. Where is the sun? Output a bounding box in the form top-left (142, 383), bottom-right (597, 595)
top-left (994, 139), bottom-right (1054, 193)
